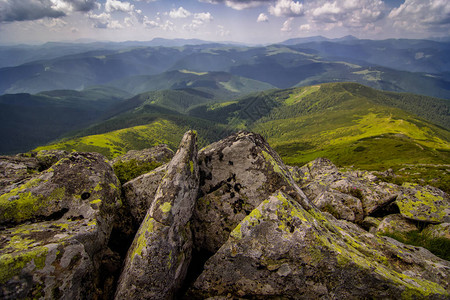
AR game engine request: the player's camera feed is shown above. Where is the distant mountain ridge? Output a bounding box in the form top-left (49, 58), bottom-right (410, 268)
top-left (1, 38), bottom-right (449, 98)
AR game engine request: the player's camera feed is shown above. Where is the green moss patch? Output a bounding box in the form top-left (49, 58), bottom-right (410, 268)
top-left (0, 246), bottom-right (48, 284)
top-left (113, 159), bottom-right (162, 184)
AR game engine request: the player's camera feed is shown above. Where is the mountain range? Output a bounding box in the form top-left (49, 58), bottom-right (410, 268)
top-left (1, 38), bottom-right (449, 98)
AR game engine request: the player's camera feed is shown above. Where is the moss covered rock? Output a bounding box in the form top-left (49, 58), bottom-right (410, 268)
top-left (376, 214), bottom-right (419, 236)
top-left (188, 191), bottom-right (450, 299)
top-left (0, 152), bottom-right (121, 299)
top-left (396, 183), bottom-right (450, 224)
top-left (298, 158), bottom-right (401, 218)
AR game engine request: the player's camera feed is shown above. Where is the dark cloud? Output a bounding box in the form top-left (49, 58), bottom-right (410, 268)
top-left (69, 0), bottom-right (99, 12)
top-left (0, 0), bottom-right (99, 22)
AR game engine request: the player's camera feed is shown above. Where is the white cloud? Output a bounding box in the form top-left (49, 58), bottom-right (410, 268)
top-left (269, 0), bottom-right (304, 17)
top-left (88, 11), bottom-right (125, 29)
top-left (305, 0), bottom-right (385, 28)
top-left (195, 12), bottom-right (213, 22)
top-left (169, 7), bottom-right (192, 19)
top-left (51, 0), bottom-right (100, 12)
top-left (199, 0), bottom-right (271, 10)
top-left (105, 0), bottom-right (135, 13)
top-left (281, 17), bottom-right (293, 31)
top-left (389, 0), bottom-right (450, 31)
top-left (37, 17), bottom-right (67, 29)
top-left (161, 20), bottom-right (175, 31)
top-left (299, 23), bottom-right (311, 31)
top-left (257, 13), bottom-right (269, 22)
top-left (217, 25), bottom-right (230, 37)
top-left (184, 12), bottom-right (213, 31)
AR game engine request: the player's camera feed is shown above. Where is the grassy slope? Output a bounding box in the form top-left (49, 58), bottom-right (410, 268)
top-left (35, 109), bottom-right (230, 159)
top-left (251, 83), bottom-right (450, 170)
top-left (34, 82), bottom-right (449, 191)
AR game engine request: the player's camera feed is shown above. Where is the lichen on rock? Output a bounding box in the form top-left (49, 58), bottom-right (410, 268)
top-left (0, 151), bottom-right (121, 299)
top-left (396, 183), bottom-right (450, 224)
top-left (188, 191), bottom-right (450, 299)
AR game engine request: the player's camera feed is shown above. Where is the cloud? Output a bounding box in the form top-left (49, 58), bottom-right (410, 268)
top-left (305, 0), bottom-right (386, 28)
top-left (88, 11), bottom-right (124, 29)
top-left (299, 23), bottom-right (311, 31)
top-left (217, 25), bottom-right (230, 37)
top-left (269, 0), bottom-right (304, 17)
top-left (184, 12), bottom-right (213, 31)
top-left (199, 0), bottom-right (271, 10)
top-left (389, 0), bottom-right (450, 30)
top-left (281, 17), bottom-right (293, 31)
top-left (195, 12), bottom-right (213, 22)
top-left (169, 7), bottom-right (192, 18)
top-left (105, 0), bottom-right (135, 13)
top-left (257, 13), bottom-right (269, 22)
top-left (0, 0), bottom-right (99, 22)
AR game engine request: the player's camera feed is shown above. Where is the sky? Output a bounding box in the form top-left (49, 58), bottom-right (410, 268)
top-left (0, 0), bottom-right (449, 45)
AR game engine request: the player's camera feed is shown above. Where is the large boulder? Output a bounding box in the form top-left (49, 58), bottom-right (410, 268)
top-left (0, 152), bottom-right (121, 299)
top-left (188, 191), bottom-right (450, 299)
top-left (376, 214), bottom-right (419, 236)
top-left (396, 183), bottom-right (450, 224)
top-left (115, 131), bottom-right (199, 300)
top-left (193, 131), bottom-right (310, 253)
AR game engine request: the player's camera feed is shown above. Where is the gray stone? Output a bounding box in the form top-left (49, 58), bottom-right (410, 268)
top-left (0, 152), bottom-right (121, 299)
top-left (115, 131), bottom-right (199, 300)
top-left (313, 190), bottom-right (364, 222)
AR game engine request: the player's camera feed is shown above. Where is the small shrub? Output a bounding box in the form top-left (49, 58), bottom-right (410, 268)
top-left (113, 159), bottom-right (162, 184)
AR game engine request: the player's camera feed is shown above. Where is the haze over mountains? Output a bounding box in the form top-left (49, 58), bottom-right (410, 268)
top-left (1, 37), bottom-right (449, 97)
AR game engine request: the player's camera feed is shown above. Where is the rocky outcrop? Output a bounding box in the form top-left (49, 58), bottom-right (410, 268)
top-left (0, 152), bottom-right (121, 299)
top-left (0, 150), bottom-right (68, 196)
top-left (115, 131), bottom-right (199, 299)
top-left (1, 131), bottom-right (449, 299)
